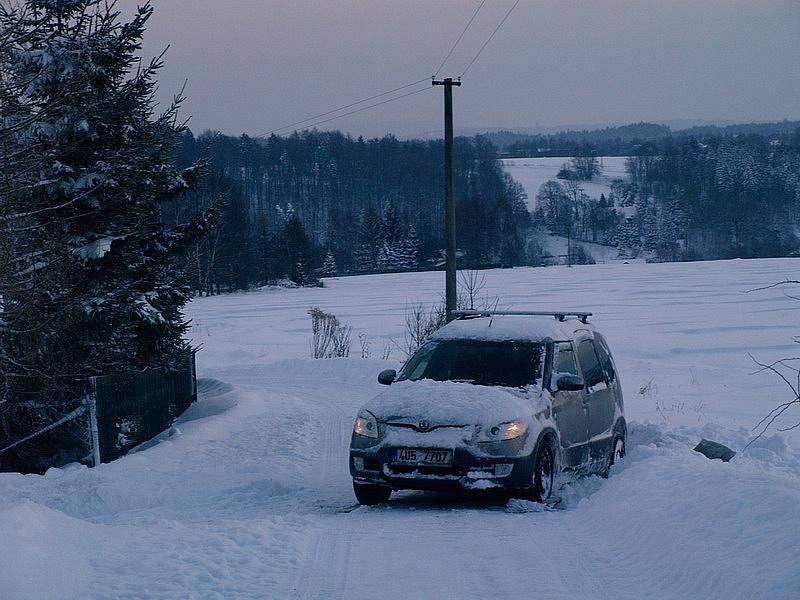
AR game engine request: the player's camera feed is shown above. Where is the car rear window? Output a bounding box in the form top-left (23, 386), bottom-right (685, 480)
top-left (593, 335), bottom-right (616, 383)
top-left (577, 339), bottom-right (605, 388)
top-left (398, 340), bottom-right (544, 388)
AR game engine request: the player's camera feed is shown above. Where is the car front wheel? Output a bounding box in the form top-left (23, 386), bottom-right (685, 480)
top-left (609, 434), bottom-right (625, 470)
top-left (353, 481), bottom-right (391, 505)
top-left (532, 442), bottom-right (555, 502)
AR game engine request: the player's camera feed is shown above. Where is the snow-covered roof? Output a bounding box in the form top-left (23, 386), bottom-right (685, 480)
top-left (431, 315), bottom-right (591, 343)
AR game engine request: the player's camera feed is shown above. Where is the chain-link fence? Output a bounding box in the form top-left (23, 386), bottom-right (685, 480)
top-left (0, 353), bottom-right (197, 473)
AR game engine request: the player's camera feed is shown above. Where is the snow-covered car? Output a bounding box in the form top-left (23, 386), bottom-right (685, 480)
top-left (349, 311), bottom-right (626, 505)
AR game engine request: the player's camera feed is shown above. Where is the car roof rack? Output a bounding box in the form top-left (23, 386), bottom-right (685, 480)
top-left (452, 309), bottom-right (593, 324)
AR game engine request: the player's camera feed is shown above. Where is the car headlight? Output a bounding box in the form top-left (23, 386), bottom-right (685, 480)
top-left (477, 420), bottom-right (527, 443)
top-left (353, 411), bottom-right (379, 439)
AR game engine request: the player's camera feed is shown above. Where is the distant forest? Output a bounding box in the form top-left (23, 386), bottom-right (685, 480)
top-left (489, 120), bottom-right (800, 157)
top-left (174, 122), bottom-right (800, 294)
top-left (175, 131), bottom-right (529, 293)
top-left (532, 133), bottom-right (800, 262)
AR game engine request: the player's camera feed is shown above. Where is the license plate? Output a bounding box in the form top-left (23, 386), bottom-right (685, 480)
top-left (392, 448), bottom-right (453, 466)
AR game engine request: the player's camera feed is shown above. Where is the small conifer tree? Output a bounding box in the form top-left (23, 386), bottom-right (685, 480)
top-left (321, 250), bottom-right (338, 277)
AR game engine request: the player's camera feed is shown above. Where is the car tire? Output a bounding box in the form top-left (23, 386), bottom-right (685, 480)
top-left (532, 441), bottom-right (556, 502)
top-left (603, 433), bottom-right (626, 478)
top-left (353, 481), bottom-right (391, 505)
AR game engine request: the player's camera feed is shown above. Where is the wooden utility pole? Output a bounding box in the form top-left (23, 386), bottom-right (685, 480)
top-left (432, 77), bottom-right (461, 321)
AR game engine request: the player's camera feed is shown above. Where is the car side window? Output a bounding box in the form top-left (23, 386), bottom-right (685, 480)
top-left (577, 340), bottom-right (605, 388)
top-left (593, 335), bottom-right (616, 383)
top-left (554, 343), bottom-right (579, 376)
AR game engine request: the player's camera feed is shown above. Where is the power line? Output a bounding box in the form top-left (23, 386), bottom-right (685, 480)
top-left (290, 85), bottom-right (433, 132)
top-left (460, 0), bottom-right (521, 77)
top-left (259, 77), bottom-right (430, 137)
top-left (432, 0), bottom-right (487, 78)
top-left (260, 0), bottom-right (519, 138)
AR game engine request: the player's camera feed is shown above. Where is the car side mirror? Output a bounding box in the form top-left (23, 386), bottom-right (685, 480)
top-left (555, 373), bottom-right (584, 392)
top-left (378, 369), bottom-right (396, 386)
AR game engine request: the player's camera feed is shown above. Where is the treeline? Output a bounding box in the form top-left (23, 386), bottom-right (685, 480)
top-left (491, 120), bottom-right (800, 158)
top-left (533, 133), bottom-right (800, 261)
top-left (176, 131), bottom-right (531, 292)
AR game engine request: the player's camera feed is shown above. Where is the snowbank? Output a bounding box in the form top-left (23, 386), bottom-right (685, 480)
top-left (0, 503), bottom-right (101, 599)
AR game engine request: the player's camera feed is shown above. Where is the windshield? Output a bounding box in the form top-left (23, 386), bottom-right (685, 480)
top-left (397, 340), bottom-right (544, 388)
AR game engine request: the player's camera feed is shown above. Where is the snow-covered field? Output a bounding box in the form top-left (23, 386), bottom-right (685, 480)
top-left (502, 156), bottom-right (628, 210)
top-left (536, 233), bottom-right (622, 263)
top-left (3, 259), bottom-right (800, 598)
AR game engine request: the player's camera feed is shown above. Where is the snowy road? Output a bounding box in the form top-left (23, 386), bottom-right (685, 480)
top-left (3, 259), bottom-right (800, 598)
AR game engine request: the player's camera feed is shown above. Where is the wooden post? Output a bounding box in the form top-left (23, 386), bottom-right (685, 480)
top-left (432, 77), bottom-right (461, 321)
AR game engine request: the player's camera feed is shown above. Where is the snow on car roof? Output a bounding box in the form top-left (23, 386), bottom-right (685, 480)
top-left (431, 315), bottom-right (591, 343)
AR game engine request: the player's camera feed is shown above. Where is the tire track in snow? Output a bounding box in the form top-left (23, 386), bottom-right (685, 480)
top-left (290, 404), bottom-right (356, 599)
top-left (290, 521), bottom-right (354, 600)
top-left (316, 412), bottom-right (346, 485)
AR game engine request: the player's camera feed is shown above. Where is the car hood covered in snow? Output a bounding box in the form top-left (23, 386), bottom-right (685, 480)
top-left (362, 379), bottom-right (547, 427)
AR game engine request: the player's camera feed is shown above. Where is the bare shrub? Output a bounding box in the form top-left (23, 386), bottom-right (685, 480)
top-left (381, 343), bottom-right (392, 361)
top-left (400, 272), bottom-right (501, 357)
top-left (745, 280), bottom-right (800, 447)
top-left (748, 353), bottom-right (800, 445)
top-left (308, 307), bottom-right (352, 359)
top-left (457, 269), bottom-right (500, 313)
top-left (358, 333), bottom-right (370, 359)
top-left (403, 302), bottom-right (447, 356)
top-left (458, 269), bottom-right (486, 310)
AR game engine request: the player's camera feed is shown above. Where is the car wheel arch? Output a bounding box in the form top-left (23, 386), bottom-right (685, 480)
top-left (613, 417), bottom-right (627, 440)
top-left (534, 428), bottom-right (560, 471)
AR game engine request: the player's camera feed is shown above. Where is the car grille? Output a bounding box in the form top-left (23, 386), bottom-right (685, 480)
top-left (385, 464), bottom-right (463, 479)
top-left (385, 422), bottom-right (467, 434)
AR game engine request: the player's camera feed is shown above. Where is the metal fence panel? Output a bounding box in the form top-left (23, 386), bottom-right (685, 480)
top-left (0, 353), bottom-right (197, 472)
top-left (91, 353), bottom-right (197, 463)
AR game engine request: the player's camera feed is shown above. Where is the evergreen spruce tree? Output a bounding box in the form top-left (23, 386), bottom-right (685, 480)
top-left (375, 242), bottom-right (392, 272)
top-left (379, 204), bottom-right (405, 271)
top-left (615, 218), bottom-right (641, 257)
top-left (655, 194), bottom-right (685, 261)
top-left (381, 204), bottom-right (402, 244)
top-left (0, 1), bottom-right (213, 388)
top-left (400, 226), bottom-right (422, 270)
top-left (642, 200), bottom-right (660, 252)
top-left (352, 208), bottom-right (382, 272)
top-left (286, 214), bottom-right (313, 285)
top-left (321, 250), bottom-right (338, 277)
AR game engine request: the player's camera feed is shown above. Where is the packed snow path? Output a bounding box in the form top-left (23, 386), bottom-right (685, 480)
top-left (3, 259), bottom-right (800, 598)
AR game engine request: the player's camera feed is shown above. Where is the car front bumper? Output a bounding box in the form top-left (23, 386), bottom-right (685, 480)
top-left (349, 441), bottom-right (536, 492)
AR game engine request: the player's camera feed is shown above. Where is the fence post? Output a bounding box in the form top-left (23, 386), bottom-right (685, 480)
top-left (190, 351), bottom-right (197, 400)
top-left (85, 377), bottom-right (101, 467)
